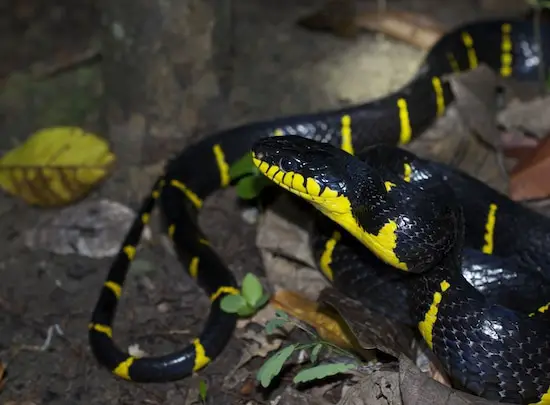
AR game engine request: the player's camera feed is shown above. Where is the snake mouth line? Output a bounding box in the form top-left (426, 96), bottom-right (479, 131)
top-left (252, 155), bottom-right (350, 216)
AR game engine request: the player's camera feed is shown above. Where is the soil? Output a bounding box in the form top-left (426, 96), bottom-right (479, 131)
top-left (0, 0), bottom-right (541, 404)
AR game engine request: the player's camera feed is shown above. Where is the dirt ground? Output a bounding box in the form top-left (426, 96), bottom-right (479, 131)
top-left (0, 0), bottom-right (544, 404)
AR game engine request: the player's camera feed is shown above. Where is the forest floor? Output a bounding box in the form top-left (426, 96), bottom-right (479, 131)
top-left (0, 0), bottom-right (543, 404)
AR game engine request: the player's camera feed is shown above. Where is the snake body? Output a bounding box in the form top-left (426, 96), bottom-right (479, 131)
top-left (251, 135), bottom-right (550, 405)
top-left (88, 16), bottom-right (550, 401)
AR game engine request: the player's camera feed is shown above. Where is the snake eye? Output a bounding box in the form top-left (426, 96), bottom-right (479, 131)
top-left (279, 157), bottom-right (298, 172)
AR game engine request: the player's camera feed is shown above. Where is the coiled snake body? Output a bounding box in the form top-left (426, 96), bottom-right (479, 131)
top-left (89, 17), bottom-right (550, 404)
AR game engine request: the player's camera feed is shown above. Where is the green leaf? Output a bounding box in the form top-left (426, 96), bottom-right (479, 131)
top-left (236, 304), bottom-right (256, 317)
top-left (310, 343), bottom-right (323, 364)
top-left (275, 309), bottom-right (289, 320)
top-left (220, 294), bottom-right (246, 313)
top-left (241, 273), bottom-right (264, 307)
top-left (235, 175), bottom-right (272, 200)
top-left (255, 292), bottom-right (270, 309)
top-left (198, 379), bottom-right (207, 402)
top-left (293, 363), bottom-right (356, 385)
top-left (265, 317), bottom-right (287, 335)
top-left (257, 344), bottom-right (297, 388)
top-left (229, 153), bottom-right (258, 180)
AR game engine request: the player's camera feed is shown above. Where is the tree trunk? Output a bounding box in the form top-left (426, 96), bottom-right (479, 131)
top-left (99, 0), bottom-right (232, 165)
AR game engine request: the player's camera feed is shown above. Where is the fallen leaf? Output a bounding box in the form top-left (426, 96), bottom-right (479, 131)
top-left (297, 0), bottom-right (446, 49)
top-left (0, 127), bottom-right (115, 207)
top-left (24, 199), bottom-right (151, 258)
top-left (271, 289), bottom-right (358, 352)
top-left (256, 194), bottom-right (328, 299)
top-left (498, 96), bottom-right (550, 140)
top-left (318, 288), bottom-right (416, 361)
top-left (398, 355), bottom-right (512, 405)
top-left (448, 65), bottom-right (502, 149)
top-left (354, 10), bottom-right (446, 50)
top-left (229, 304), bottom-right (291, 377)
top-left (336, 367), bottom-right (401, 405)
top-left (509, 134), bottom-right (550, 200)
top-left (273, 385), bottom-right (329, 405)
top-left (500, 129), bottom-right (540, 161)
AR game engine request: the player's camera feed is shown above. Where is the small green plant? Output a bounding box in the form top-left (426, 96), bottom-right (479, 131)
top-left (256, 310), bottom-right (359, 388)
top-left (229, 153), bottom-right (272, 200)
top-left (220, 273), bottom-right (270, 317)
top-left (198, 379), bottom-right (208, 404)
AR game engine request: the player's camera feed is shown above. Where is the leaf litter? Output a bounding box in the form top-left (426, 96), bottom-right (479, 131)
top-left (24, 198), bottom-right (151, 258)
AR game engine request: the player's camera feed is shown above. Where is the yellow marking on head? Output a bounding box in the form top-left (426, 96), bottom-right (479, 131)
top-left (482, 203), bottom-right (497, 254)
top-left (168, 224), bottom-right (175, 238)
top-left (384, 181), bottom-right (396, 192)
top-left (340, 115), bottom-right (354, 155)
top-left (192, 338), bottom-right (211, 371)
top-left (210, 286), bottom-right (240, 302)
top-left (141, 213), bottom-right (150, 224)
top-left (319, 231), bottom-right (341, 281)
top-left (252, 157), bottom-right (408, 271)
top-left (446, 53), bottom-right (460, 72)
top-left (104, 281), bottom-right (122, 299)
top-left (397, 98), bottom-right (412, 145)
top-left (500, 23), bottom-right (513, 77)
top-left (212, 144), bottom-right (230, 188)
top-left (403, 163), bottom-right (412, 183)
top-left (418, 280), bottom-right (451, 349)
top-left (461, 32), bottom-right (478, 68)
top-left (170, 179), bottom-right (203, 209)
top-left (189, 257), bottom-right (199, 279)
top-left (199, 238), bottom-right (210, 245)
top-left (123, 245), bottom-right (136, 260)
top-left (113, 357), bottom-right (135, 380)
top-left (273, 128), bottom-right (284, 136)
top-left (431, 77), bottom-right (445, 117)
top-left (89, 323), bottom-right (113, 338)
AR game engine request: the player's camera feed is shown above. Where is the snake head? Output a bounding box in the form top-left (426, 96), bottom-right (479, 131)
top-left (252, 135), bottom-right (462, 274)
top-left (251, 135), bottom-right (385, 211)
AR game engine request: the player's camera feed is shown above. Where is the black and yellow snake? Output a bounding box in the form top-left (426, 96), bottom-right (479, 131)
top-left (88, 16), bottom-right (550, 404)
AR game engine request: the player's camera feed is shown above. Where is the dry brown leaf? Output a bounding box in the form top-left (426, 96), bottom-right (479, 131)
top-left (319, 288), bottom-right (416, 361)
top-left (355, 10), bottom-right (446, 50)
top-left (509, 134), bottom-right (550, 201)
top-left (448, 65), bottom-right (502, 149)
top-left (256, 194), bottom-right (328, 299)
top-left (501, 130), bottom-right (540, 161)
top-left (271, 289), bottom-right (357, 351)
top-left (297, 0), bottom-right (445, 49)
top-left (24, 199), bottom-right (151, 258)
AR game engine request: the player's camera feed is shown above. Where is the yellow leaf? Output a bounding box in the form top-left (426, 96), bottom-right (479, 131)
top-left (271, 289), bottom-right (356, 350)
top-left (0, 127), bottom-right (115, 207)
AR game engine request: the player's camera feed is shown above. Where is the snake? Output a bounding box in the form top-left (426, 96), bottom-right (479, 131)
top-left (251, 135), bottom-right (550, 405)
top-left (88, 16), bottom-right (550, 402)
